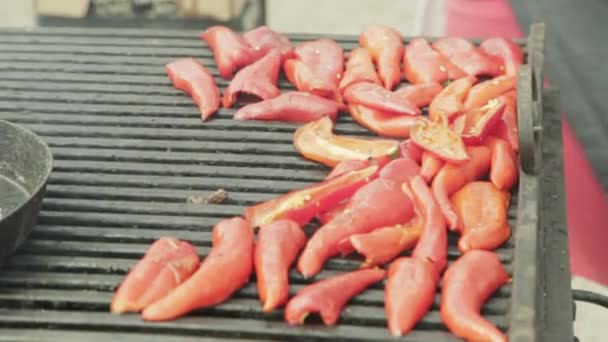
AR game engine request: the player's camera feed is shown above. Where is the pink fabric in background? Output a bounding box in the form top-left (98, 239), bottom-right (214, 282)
top-left (447, 0), bottom-right (608, 285)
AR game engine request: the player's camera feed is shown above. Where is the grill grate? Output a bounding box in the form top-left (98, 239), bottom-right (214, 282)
top-left (0, 27), bottom-right (531, 342)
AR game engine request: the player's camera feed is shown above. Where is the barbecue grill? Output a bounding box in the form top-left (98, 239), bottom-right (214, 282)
top-left (0, 24), bottom-right (576, 341)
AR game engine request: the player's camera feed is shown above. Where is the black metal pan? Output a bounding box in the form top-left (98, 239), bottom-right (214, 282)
top-left (0, 120), bottom-right (53, 266)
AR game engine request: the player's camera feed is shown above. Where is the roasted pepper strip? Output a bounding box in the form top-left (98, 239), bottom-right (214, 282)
top-left (200, 26), bottom-right (256, 79)
top-left (245, 163), bottom-right (383, 227)
top-left (491, 90), bottom-right (519, 151)
top-left (378, 157), bottom-right (421, 184)
top-left (142, 217), bottom-right (254, 321)
top-left (255, 220), bottom-right (307, 312)
top-left (420, 152), bottom-right (444, 183)
top-left (234, 92), bottom-right (340, 123)
top-left (339, 48), bottom-right (382, 92)
top-left (395, 82), bottom-right (444, 108)
top-left (298, 178), bottom-right (414, 277)
top-left (480, 37), bottom-right (524, 76)
top-left (166, 58), bottom-right (220, 121)
top-left (464, 75), bottom-right (516, 110)
top-left (317, 201), bottom-right (348, 225)
top-left (294, 116), bottom-right (400, 167)
top-left (326, 159), bottom-right (371, 179)
top-left (432, 146), bottom-right (492, 230)
top-left (243, 25), bottom-right (295, 62)
top-left (222, 49), bottom-right (281, 108)
top-left (400, 139), bottom-right (423, 163)
top-left (410, 118), bottom-right (469, 164)
top-left (485, 136), bottom-right (519, 191)
top-left (432, 38), bottom-right (502, 77)
top-left (458, 98), bottom-right (507, 145)
top-left (451, 181), bottom-right (511, 252)
top-left (285, 268), bottom-right (386, 325)
top-left (349, 104), bottom-right (422, 138)
top-left (441, 250), bottom-right (509, 342)
top-left (428, 75), bottom-right (477, 122)
top-left (403, 38), bottom-right (465, 84)
top-left (344, 82), bottom-right (420, 115)
top-left (111, 237), bottom-right (199, 314)
top-left (359, 25), bottom-right (404, 90)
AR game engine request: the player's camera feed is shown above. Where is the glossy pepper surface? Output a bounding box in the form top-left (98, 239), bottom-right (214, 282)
top-left (428, 75), bottom-right (477, 122)
top-left (359, 25), bottom-right (404, 90)
top-left (457, 98), bottom-right (507, 145)
top-left (339, 48), bottom-right (382, 91)
top-left (485, 136), bottom-right (519, 191)
top-left (403, 38), bottom-right (465, 84)
top-left (142, 217), bottom-right (254, 321)
top-left (441, 250), bottom-right (509, 342)
top-left (432, 37), bottom-right (502, 77)
top-left (243, 25), bottom-right (294, 62)
top-left (464, 75), bottom-right (516, 110)
top-left (491, 90), bottom-right (519, 151)
top-left (400, 139), bottom-right (423, 163)
top-left (480, 37), bottom-right (524, 76)
top-left (349, 104), bottom-right (422, 138)
top-left (395, 82), bottom-right (444, 108)
top-left (420, 152), bottom-right (444, 183)
top-left (410, 118), bottom-right (469, 164)
top-left (343, 82), bottom-right (420, 116)
top-left (234, 91), bottom-right (340, 123)
top-left (166, 58), bottom-right (220, 121)
top-left (200, 26), bottom-right (256, 79)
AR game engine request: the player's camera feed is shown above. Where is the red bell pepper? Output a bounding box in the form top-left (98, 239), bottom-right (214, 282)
top-left (110, 237), bottom-right (199, 314)
top-left (485, 136), bottom-right (519, 191)
top-left (428, 75), bottom-right (477, 122)
top-left (432, 37), bottom-right (502, 77)
top-left (243, 25), bottom-right (295, 62)
top-left (359, 25), bottom-right (404, 90)
top-left (339, 48), bottom-right (382, 91)
top-left (480, 37), bottom-right (524, 76)
top-left (244, 162), bottom-right (383, 227)
top-left (349, 104), bottom-right (422, 138)
top-left (293, 116), bottom-right (400, 167)
top-left (451, 181), bottom-right (511, 252)
top-left (441, 250), bottom-right (509, 342)
top-left (410, 118), bottom-right (469, 164)
top-left (222, 49), bottom-right (281, 108)
top-left (343, 82), bottom-right (420, 115)
top-left (458, 98), bottom-right (507, 145)
top-left (317, 201), bottom-right (348, 225)
top-left (378, 157), bottom-right (421, 184)
top-left (385, 256), bottom-right (439, 336)
top-left (298, 178), bottom-right (414, 277)
top-left (420, 152), bottom-right (444, 183)
top-left (326, 159), bottom-right (371, 179)
top-left (284, 39), bottom-right (344, 100)
top-left (200, 26), bottom-right (256, 79)
top-left (255, 220), bottom-right (307, 312)
top-left (491, 90), bottom-right (519, 151)
top-left (403, 38), bottom-right (466, 84)
top-left (234, 91), bottom-right (340, 123)
top-left (166, 58), bottom-right (220, 121)
top-left (395, 82), bottom-right (444, 108)
top-left (432, 146), bottom-right (492, 230)
top-left (464, 75), bottom-right (516, 110)
top-left (400, 139), bottom-right (423, 163)
top-left (285, 268), bottom-right (385, 325)
top-left (142, 217), bottom-right (254, 321)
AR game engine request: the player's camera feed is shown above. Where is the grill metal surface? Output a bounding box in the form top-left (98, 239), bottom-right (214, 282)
top-left (0, 28), bottom-right (527, 341)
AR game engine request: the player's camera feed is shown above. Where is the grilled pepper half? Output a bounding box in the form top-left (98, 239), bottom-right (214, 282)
top-left (234, 91), bottom-right (340, 123)
top-left (166, 58), bottom-right (220, 121)
top-left (200, 26), bottom-right (256, 79)
top-left (359, 25), bottom-right (404, 90)
top-left (403, 38), bottom-right (465, 84)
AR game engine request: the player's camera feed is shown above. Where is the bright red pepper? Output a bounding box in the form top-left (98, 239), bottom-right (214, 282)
top-left (111, 237), bottom-right (199, 314)
top-left (339, 48), bottom-right (382, 92)
top-left (359, 25), bottom-right (404, 90)
top-left (343, 82), bottom-right (420, 115)
top-left (441, 250), bottom-right (509, 342)
top-left (410, 118), bottom-right (469, 164)
top-left (233, 91), bottom-right (340, 123)
top-left (400, 139), bottom-right (423, 163)
top-left (432, 38), bottom-right (502, 77)
top-left (395, 82), bottom-right (444, 108)
top-left (293, 116), bottom-right (400, 167)
top-left (458, 98), bottom-right (507, 145)
top-left (420, 151), bottom-right (444, 183)
top-left (385, 256), bottom-right (439, 336)
top-left (243, 25), bottom-right (295, 62)
top-left (485, 136), bottom-right (519, 191)
top-left (165, 58), bottom-right (220, 121)
top-left (349, 104), bottom-right (422, 138)
top-left (403, 38), bottom-right (466, 84)
top-left (200, 26), bottom-right (256, 79)
top-left (326, 159), bottom-right (371, 179)
top-left (285, 268), bottom-right (385, 325)
top-left (464, 75), bottom-right (516, 111)
top-left (432, 146), bottom-right (492, 230)
top-left (298, 178), bottom-right (414, 277)
top-left (222, 49), bottom-right (281, 108)
top-left (142, 217), bottom-right (254, 321)
top-left (428, 75), bottom-right (477, 122)
top-left (378, 157), bottom-right (421, 184)
top-left (245, 163), bottom-right (383, 227)
top-left (317, 201), bottom-right (348, 225)
top-left (255, 220), bottom-right (307, 312)
top-left (491, 90), bottom-right (519, 151)
top-left (480, 37), bottom-right (524, 76)
top-left (284, 39), bottom-right (344, 100)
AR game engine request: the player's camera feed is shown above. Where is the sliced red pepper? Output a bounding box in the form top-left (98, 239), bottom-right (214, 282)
top-left (463, 75), bottom-right (516, 110)
top-left (222, 49), bottom-right (281, 108)
top-left (420, 151), bottom-right (444, 183)
top-left (166, 58), bottom-right (220, 121)
top-left (142, 217), bottom-right (254, 321)
top-left (284, 39), bottom-right (344, 100)
top-left (403, 38), bottom-right (466, 84)
top-left (400, 139), bottom-right (423, 163)
top-left (385, 256), bottom-right (439, 336)
top-left (431, 146), bottom-right (492, 230)
top-left (485, 137), bottom-right (519, 191)
top-left (344, 82), bottom-right (420, 115)
top-left (326, 159), bottom-right (371, 179)
top-left (244, 162), bottom-right (383, 227)
top-left (111, 237), bottom-right (199, 314)
top-left (200, 26), bottom-right (256, 79)
top-left (317, 201), bottom-right (348, 225)
top-left (298, 178), bottom-right (414, 277)
top-left (234, 91), bottom-right (340, 123)
top-left (294, 116), bottom-right (400, 167)
top-left (339, 48), bottom-right (382, 92)
top-left (480, 37), bottom-right (524, 76)
top-left (410, 118), bottom-right (469, 164)
top-left (441, 250), bottom-right (510, 342)
top-left (428, 75), bottom-right (477, 122)
top-left (459, 98), bottom-right (507, 145)
top-left (285, 268), bottom-right (385, 325)
top-left (491, 90), bottom-right (519, 151)
top-left (395, 82), bottom-right (444, 108)
top-left (359, 25), bottom-right (404, 90)
top-left (432, 38), bottom-right (502, 77)
top-left (349, 104), bottom-right (422, 138)
top-left (243, 25), bottom-right (295, 62)
top-left (255, 220), bottom-right (307, 312)
top-left (378, 157), bottom-right (421, 184)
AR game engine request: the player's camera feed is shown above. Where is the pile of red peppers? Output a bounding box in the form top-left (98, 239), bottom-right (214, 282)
top-left (114, 24), bottom-right (524, 341)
